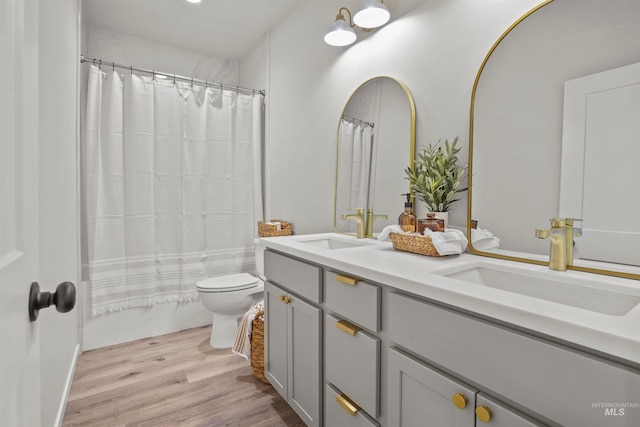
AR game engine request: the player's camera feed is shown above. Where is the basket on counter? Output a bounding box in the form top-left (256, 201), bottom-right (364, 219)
top-left (257, 220), bottom-right (293, 237)
top-left (250, 310), bottom-right (270, 384)
top-left (389, 232), bottom-right (441, 257)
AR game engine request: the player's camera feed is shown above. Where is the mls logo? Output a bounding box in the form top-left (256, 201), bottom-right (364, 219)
top-left (604, 408), bottom-right (625, 416)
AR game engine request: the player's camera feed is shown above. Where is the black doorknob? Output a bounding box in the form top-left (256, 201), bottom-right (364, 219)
top-left (28, 281), bottom-right (76, 321)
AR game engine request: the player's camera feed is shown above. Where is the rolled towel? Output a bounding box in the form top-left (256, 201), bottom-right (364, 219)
top-left (423, 228), bottom-right (468, 255)
top-left (378, 224), bottom-right (404, 241)
top-left (471, 227), bottom-right (501, 251)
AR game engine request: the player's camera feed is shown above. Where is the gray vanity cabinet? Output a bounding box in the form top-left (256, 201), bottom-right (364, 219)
top-left (324, 270), bottom-right (381, 423)
top-left (387, 348), bottom-right (476, 426)
top-left (388, 291), bottom-right (640, 426)
top-left (264, 250), bottom-right (323, 427)
top-left (387, 348), bottom-right (544, 427)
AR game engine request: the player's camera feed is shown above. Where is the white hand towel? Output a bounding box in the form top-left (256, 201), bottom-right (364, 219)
top-left (378, 224), bottom-right (404, 241)
top-left (471, 227), bottom-right (501, 250)
top-left (423, 228), bottom-right (469, 255)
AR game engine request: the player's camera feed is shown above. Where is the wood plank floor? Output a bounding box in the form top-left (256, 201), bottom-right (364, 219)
top-left (63, 326), bottom-right (305, 427)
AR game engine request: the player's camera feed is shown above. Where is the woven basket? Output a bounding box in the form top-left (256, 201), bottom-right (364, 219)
top-left (389, 232), bottom-right (440, 257)
top-left (250, 310), bottom-right (270, 384)
top-left (257, 220), bottom-right (292, 237)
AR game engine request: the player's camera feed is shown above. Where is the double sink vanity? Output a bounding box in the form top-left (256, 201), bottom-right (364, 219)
top-left (261, 232), bottom-right (640, 427)
top-left (264, 1), bottom-right (640, 425)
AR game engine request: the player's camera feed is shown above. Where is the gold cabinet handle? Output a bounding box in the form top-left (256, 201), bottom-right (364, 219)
top-left (279, 295), bottom-right (291, 304)
top-left (335, 319), bottom-right (361, 336)
top-left (476, 406), bottom-right (492, 423)
top-left (452, 393), bottom-right (467, 409)
top-left (336, 393), bottom-right (360, 416)
top-left (336, 274), bottom-right (361, 286)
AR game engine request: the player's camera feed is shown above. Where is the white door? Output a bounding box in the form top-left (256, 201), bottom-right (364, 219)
top-left (560, 61), bottom-right (640, 266)
top-left (1, 1), bottom-right (80, 426)
top-left (1, 0), bottom-right (43, 425)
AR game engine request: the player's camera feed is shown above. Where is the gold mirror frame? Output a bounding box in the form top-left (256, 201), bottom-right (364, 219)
top-left (467, 0), bottom-right (639, 281)
top-left (333, 76), bottom-right (416, 235)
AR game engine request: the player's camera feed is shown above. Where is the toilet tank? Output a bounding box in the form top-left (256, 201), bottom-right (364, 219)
top-left (254, 238), bottom-right (266, 280)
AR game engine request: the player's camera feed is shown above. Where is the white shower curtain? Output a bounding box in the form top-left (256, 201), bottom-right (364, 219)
top-left (83, 65), bottom-right (263, 316)
top-left (335, 119), bottom-right (373, 231)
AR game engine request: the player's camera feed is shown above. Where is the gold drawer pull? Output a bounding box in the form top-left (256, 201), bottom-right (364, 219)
top-left (452, 393), bottom-right (467, 409)
top-left (279, 294), bottom-right (291, 304)
top-left (336, 319), bottom-right (361, 336)
top-left (476, 406), bottom-right (492, 423)
top-left (336, 274), bottom-right (361, 286)
top-left (336, 393), bottom-right (360, 416)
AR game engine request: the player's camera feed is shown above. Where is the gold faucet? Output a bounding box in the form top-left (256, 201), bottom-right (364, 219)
top-left (535, 218), bottom-right (582, 271)
top-left (342, 208), bottom-right (365, 238)
top-left (365, 209), bottom-right (388, 238)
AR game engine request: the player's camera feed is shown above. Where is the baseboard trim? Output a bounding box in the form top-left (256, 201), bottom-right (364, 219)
top-left (53, 343), bottom-right (80, 427)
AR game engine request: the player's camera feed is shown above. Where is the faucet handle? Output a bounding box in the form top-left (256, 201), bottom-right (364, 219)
top-left (549, 218), bottom-right (566, 228)
top-left (347, 208), bottom-right (364, 215)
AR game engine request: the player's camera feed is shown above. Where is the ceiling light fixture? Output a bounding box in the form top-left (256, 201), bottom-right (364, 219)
top-left (185, 0), bottom-right (202, 4)
top-left (324, 1), bottom-right (391, 47)
top-left (353, 0), bottom-right (390, 29)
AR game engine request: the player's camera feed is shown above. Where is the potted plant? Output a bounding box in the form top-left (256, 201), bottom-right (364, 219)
top-left (404, 137), bottom-right (468, 226)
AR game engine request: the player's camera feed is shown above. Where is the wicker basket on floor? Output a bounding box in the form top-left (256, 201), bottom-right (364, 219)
top-left (389, 232), bottom-right (441, 257)
top-left (250, 310), bottom-right (270, 384)
top-left (257, 220), bottom-right (292, 237)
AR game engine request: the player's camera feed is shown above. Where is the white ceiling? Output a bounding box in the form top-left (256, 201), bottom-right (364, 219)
top-left (82, 0), bottom-right (425, 60)
top-left (82, 0), bottom-right (301, 59)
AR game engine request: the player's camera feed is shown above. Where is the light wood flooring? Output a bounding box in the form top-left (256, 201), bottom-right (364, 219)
top-left (63, 325), bottom-right (305, 427)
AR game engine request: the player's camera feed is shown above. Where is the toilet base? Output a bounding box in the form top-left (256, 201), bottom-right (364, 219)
top-left (210, 313), bottom-right (241, 349)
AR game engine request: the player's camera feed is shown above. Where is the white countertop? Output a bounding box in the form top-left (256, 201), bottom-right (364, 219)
top-left (261, 232), bottom-right (640, 365)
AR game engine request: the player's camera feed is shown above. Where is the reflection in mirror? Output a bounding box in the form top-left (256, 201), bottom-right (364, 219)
top-left (334, 77), bottom-right (415, 236)
top-left (469, 0), bottom-right (640, 280)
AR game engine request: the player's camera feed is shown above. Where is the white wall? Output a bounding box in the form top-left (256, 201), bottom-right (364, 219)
top-left (265, 0), bottom-right (542, 230)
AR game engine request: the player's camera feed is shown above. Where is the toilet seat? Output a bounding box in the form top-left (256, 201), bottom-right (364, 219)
top-left (196, 273), bottom-right (260, 293)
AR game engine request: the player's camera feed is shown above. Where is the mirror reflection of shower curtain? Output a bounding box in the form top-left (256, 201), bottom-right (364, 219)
top-left (336, 118), bottom-right (374, 233)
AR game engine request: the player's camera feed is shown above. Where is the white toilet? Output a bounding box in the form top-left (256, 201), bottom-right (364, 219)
top-left (196, 239), bottom-right (266, 349)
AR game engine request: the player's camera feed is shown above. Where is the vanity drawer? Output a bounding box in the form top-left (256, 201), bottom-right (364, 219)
top-left (325, 270), bottom-right (380, 332)
top-left (325, 383), bottom-right (379, 427)
top-left (264, 250), bottom-right (322, 303)
top-left (325, 313), bottom-right (380, 417)
top-left (388, 291), bottom-right (640, 426)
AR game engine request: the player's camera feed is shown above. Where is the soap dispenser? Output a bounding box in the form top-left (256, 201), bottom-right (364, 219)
top-left (398, 193), bottom-right (416, 232)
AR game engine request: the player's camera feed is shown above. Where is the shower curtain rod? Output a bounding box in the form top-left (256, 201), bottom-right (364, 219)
top-left (342, 115), bottom-right (375, 128)
top-left (80, 55), bottom-right (265, 97)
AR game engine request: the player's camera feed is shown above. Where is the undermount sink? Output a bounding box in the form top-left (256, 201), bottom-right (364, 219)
top-left (300, 236), bottom-right (378, 250)
top-left (434, 263), bottom-right (640, 316)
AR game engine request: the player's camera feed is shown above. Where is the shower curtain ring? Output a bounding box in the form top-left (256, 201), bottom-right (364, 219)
top-left (130, 66), bottom-right (133, 75)
top-left (205, 80), bottom-right (208, 88)
top-left (173, 74), bottom-right (176, 84)
top-left (99, 59), bottom-right (102, 70)
top-left (191, 77), bottom-right (194, 88)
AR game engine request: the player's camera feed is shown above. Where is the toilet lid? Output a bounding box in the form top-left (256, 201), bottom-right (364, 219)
top-left (196, 273), bottom-right (259, 292)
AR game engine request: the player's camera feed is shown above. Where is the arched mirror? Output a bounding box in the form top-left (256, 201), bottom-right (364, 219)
top-left (469, 0), bottom-right (640, 280)
top-left (333, 77), bottom-right (416, 236)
